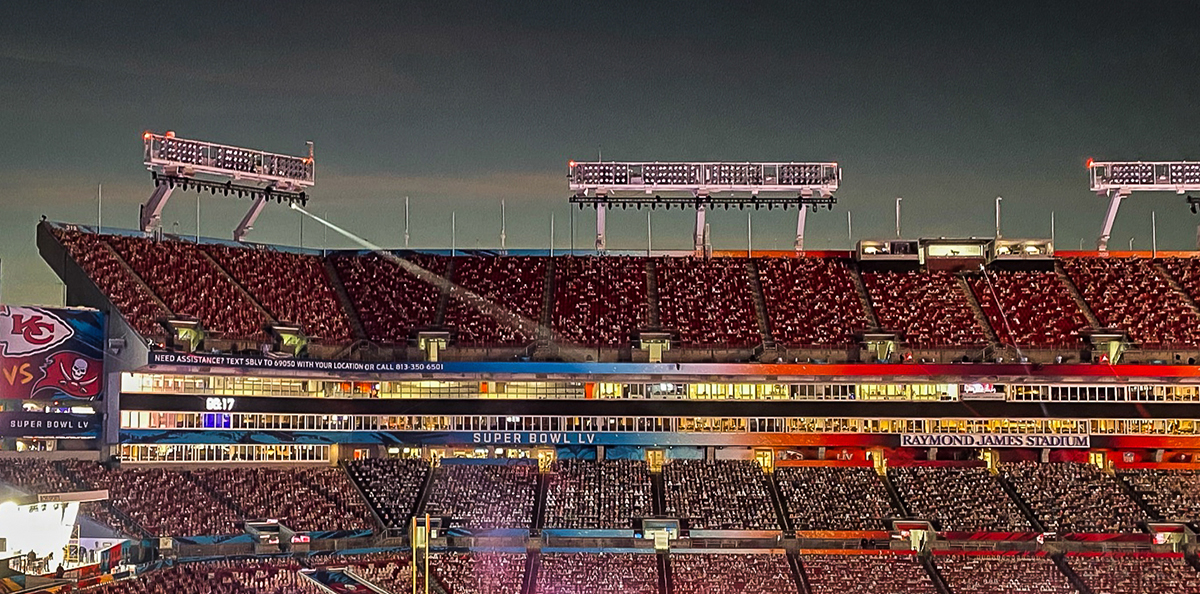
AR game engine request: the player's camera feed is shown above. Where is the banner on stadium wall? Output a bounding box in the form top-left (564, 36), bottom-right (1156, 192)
top-left (0, 412), bottom-right (100, 438)
top-left (900, 433), bottom-right (1090, 448)
top-left (0, 306), bottom-right (104, 400)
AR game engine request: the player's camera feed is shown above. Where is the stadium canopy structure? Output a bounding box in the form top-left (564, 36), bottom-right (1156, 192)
top-left (568, 161), bottom-right (840, 252)
top-left (140, 131), bottom-right (315, 241)
top-left (1088, 160), bottom-right (1200, 251)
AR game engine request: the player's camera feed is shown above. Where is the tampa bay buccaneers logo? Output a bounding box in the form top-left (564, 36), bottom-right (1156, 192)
top-left (33, 352), bottom-right (102, 398)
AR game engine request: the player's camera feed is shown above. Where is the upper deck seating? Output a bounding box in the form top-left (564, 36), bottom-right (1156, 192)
top-left (757, 257), bottom-right (868, 347)
top-left (862, 270), bottom-right (986, 347)
top-left (656, 257), bottom-right (760, 347)
top-left (552, 256), bottom-right (648, 347)
top-left (445, 257), bottom-right (546, 346)
top-left (1062, 257), bottom-right (1200, 348)
top-left (969, 271), bottom-right (1090, 347)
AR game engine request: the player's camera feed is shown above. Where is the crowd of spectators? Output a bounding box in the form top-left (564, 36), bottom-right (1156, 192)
top-left (1001, 461), bottom-right (1149, 533)
top-left (344, 459), bottom-right (430, 528)
top-left (774, 466), bottom-right (899, 531)
top-left (670, 553), bottom-right (798, 594)
top-left (934, 554), bottom-right (1076, 594)
top-left (106, 234), bottom-right (267, 339)
top-left (802, 554), bottom-right (937, 594)
top-left (204, 244), bottom-right (353, 343)
top-left (423, 464), bottom-right (538, 529)
top-left (62, 461), bottom-right (242, 537)
top-left (445, 257), bottom-right (546, 346)
top-left (889, 466), bottom-right (1033, 531)
top-left (536, 553), bottom-right (658, 594)
top-left (0, 458), bottom-right (142, 537)
top-left (662, 460), bottom-right (778, 530)
top-left (655, 257), bottom-right (761, 347)
top-left (1067, 554), bottom-right (1200, 594)
top-left (52, 227), bottom-right (168, 337)
top-left (1118, 468), bottom-right (1200, 521)
top-left (188, 467), bottom-right (372, 532)
top-left (757, 257), bottom-right (868, 347)
top-left (332, 253), bottom-right (446, 343)
top-left (1063, 257), bottom-right (1200, 348)
top-left (544, 459), bottom-right (654, 529)
top-left (969, 271), bottom-right (1090, 347)
top-left (430, 552), bottom-right (526, 594)
top-left (80, 560), bottom-right (317, 594)
top-left (552, 256), bottom-right (648, 347)
top-left (862, 270), bottom-right (987, 347)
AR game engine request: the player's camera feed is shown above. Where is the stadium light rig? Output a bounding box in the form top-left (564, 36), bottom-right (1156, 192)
top-left (567, 161), bottom-right (840, 252)
top-left (140, 131), bottom-right (315, 241)
top-left (1087, 160), bottom-right (1200, 251)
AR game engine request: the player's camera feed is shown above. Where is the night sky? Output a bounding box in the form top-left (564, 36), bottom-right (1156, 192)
top-left (2, 1), bottom-right (1199, 305)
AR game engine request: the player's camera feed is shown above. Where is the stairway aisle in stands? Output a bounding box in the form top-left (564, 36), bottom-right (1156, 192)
top-left (412, 463), bottom-right (438, 527)
top-left (657, 552), bottom-right (671, 594)
top-left (521, 552), bottom-right (540, 594)
top-left (532, 470), bottom-right (550, 534)
top-left (880, 469), bottom-right (911, 519)
top-left (847, 261), bottom-right (880, 330)
top-left (339, 461), bottom-right (388, 533)
top-left (645, 259), bottom-right (662, 329)
top-left (744, 259), bottom-right (777, 350)
top-left (1054, 261), bottom-right (1103, 330)
top-left (918, 556), bottom-right (953, 594)
top-left (1053, 555), bottom-right (1095, 594)
top-left (765, 470), bottom-right (794, 533)
top-left (1152, 260), bottom-right (1200, 316)
top-left (787, 553), bottom-right (814, 594)
top-left (434, 257), bottom-right (457, 326)
top-left (995, 470), bottom-right (1047, 533)
top-left (1112, 470), bottom-right (1164, 523)
top-left (957, 274), bottom-right (1003, 353)
top-left (651, 465), bottom-right (665, 517)
top-left (99, 234), bottom-right (177, 321)
top-left (538, 258), bottom-right (556, 346)
top-left (198, 248), bottom-right (278, 325)
top-left (323, 258), bottom-right (368, 341)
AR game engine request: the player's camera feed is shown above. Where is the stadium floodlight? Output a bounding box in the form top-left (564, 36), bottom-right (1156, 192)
top-left (140, 131), bottom-right (315, 241)
top-left (568, 161), bottom-right (840, 252)
top-left (1087, 160), bottom-right (1200, 251)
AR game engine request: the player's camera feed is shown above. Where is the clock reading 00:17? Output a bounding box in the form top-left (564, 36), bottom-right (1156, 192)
top-left (205, 397), bottom-right (236, 411)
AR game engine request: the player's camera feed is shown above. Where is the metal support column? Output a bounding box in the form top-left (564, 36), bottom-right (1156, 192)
top-left (694, 205), bottom-right (707, 253)
top-left (233, 194), bottom-right (269, 242)
top-left (596, 202), bottom-right (607, 252)
top-left (1097, 189), bottom-right (1128, 252)
top-left (139, 184), bottom-right (174, 233)
top-left (794, 206), bottom-right (809, 251)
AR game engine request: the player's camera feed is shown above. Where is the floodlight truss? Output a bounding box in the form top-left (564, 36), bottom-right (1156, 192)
top-left (568, 161), bottom-right (840, 203)
top-left (1087, 160), bottom-right (1200, 251)
top-left (140, 131), bottom-right (315, 241)
top-left (567, 161), bottom-right (840, 252)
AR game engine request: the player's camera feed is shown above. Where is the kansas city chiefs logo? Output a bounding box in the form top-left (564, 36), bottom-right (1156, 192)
top-left (0, 306), bottom-right (75, 356)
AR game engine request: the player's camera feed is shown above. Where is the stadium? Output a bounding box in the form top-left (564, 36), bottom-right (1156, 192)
top-left (1, 124), bottom-right (1200, 594)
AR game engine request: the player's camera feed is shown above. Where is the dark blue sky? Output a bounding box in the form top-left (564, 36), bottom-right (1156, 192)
top-left (2, 1), bottom-right (1199, 304)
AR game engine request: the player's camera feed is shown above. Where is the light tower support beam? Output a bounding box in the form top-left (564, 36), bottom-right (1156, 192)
top-left (233, 194), bottom-right (269, 242)
top-left (794, 205), bottom-right (808, 251)
top-left (139, 183), bottom-right (174, 233)
top-left (694, 205), bottom-right (706, 253)
top-left (1097, 189), bottom-right (1127, 251)
top-left (596, 202), bottom-right (607, 252)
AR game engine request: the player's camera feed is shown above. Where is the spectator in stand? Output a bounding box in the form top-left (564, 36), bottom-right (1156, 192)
top-left (79, 559), bottom-right (318, 594)
top-left (671, 553), bottom-right (798, 594)
top-left (934, 554), bottom-right (1076, 594)
top-left (536, 553), bottom-right (658, 594)
top-left (544, 459), bottom-right (654, 529)
top-left (344, 458), bottom-right (430, 528)
top-left (1068, 553), bottom-right (1200, 594)
top-left (662, 460), bottom-right (778, 530)
top-left (1001, 461), bottom-right (1149, 533)
top-left (775, 466), bottom-right (899, 531)
top-left (1119, 468), bottom-right (1200, 522)
top-left (803, 554), bottom-right (937, 594)
top-left (890, 466), bottom-right (1032, 531)
top-left (423, 464), bottom-right (538, 529)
